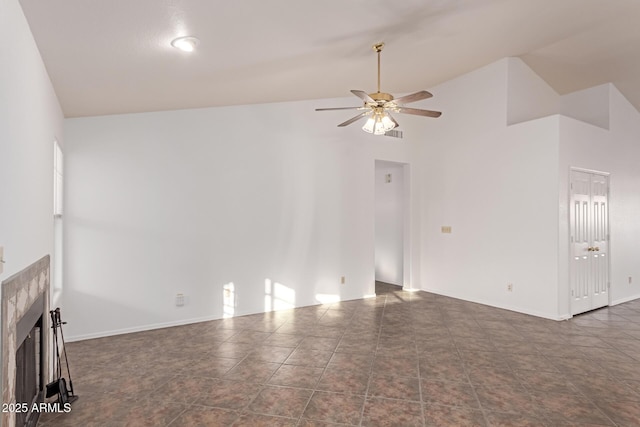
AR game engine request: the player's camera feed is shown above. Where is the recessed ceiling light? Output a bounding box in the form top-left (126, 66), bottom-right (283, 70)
top-left (171, 36), bottom-right (199, 52)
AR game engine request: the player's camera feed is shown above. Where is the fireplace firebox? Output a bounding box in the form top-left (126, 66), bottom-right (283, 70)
top-left (14, 293), bottom-right (45, 427)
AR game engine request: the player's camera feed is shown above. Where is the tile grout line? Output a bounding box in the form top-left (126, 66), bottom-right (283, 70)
top-left (409, 291), bottom-right (428, 427)
top-left (62, 294), bottom-right (640, 426)
top-left (292, 304), bottom-right (350, 426)
top-left (218, 316), bottom-right (310, 425)
top-left (269, 308), bottom-right (329, 426)
top-left (356, 291), bottom-right (387, 427)
top-left (447, 308), bottom-right (492, 427)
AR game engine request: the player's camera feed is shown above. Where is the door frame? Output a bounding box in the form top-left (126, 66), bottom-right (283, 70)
top-left (568, 167), bottom-right (611, 316)
top-left (374, 160), bottom-right (412, 290)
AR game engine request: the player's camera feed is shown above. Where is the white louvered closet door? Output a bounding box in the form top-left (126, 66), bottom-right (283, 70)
top-left (570, 170), bottom-right (609, 316)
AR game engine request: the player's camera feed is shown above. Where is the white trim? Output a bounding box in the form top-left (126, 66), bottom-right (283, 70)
top-left (423, 287), bottom-right (566, 321)
top-left (568, 168), bottom-right (611, 316)
top-left (567, 167), bottom-right (573, 317)
top-left (65, 314), bottom-right (224, 342)
top-left (402, 163), bottom-right (411, 289)
top-left (379, 280), bottom-right (402, 287)
top-left (66, 294), bottom-right (374, 342)
top-left (611, 294), bottom-right (640, 306)
top-left (569, 167), bottom-right (610, 176)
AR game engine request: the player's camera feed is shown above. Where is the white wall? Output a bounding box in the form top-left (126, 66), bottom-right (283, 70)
top-left (0, 0), bottom-right (63, 281)
top-left (60, 54), bottom-right (640, 339)
top-left (507, 57), bottom-right (559, 126)
top-left (560, 84), bottom-right (610, 130)
top-left (558, 85), bottom-right (640, 315)
top-left (419, 57), bottom-right (640, 320)
top-left (63, 98), bottom-right (421, 339)
top-left (419, 59), bottom-right (562, 319)
top-left (374, 161), bottom-right (405, 286)
top-left (0, 1), bottom-right (64, 424)
top-left (423, 58), bottom-right (640, 319)
top-left (608, 86), bottom-right (640, 305)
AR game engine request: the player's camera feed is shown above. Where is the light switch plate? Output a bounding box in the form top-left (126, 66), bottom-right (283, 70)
top-left (441, 226), bottom-right (452, 234)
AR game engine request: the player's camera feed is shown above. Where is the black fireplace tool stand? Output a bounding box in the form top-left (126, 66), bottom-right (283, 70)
top-left (46, 307), bottom-right (78, 405)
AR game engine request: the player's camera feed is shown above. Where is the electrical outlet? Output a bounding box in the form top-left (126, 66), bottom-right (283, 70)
top-left (507, 283), bottom-right (513, 292)
top-left (341, 276), bottom-right (346, 285)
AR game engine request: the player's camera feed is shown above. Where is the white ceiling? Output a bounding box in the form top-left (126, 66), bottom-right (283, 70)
top-left (19, 0), bottom-right (640, 118)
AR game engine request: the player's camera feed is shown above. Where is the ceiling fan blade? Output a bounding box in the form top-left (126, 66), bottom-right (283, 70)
top-left (315, 106), bottom-right (361, 111)
top-left (397, 107), bottom-right (442, 118)
top-left (338, 111), bottom-right (369, 127)
top-left (393, 90), bottom-right (433, 105)
top-left (351, 90), bottom-right (375, 103)
top-left (387, 112), bottom-right (400, 128)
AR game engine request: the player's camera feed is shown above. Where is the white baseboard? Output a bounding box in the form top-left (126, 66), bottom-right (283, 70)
top-left (65, 314), bottom-right (225, 342)
top-left (554, 295), bottom-right (640, 320)
top-left (422, 287), bottom-right (565, 321)
top-left (65, 293), bottom-right (370, 342)
top-left (611, 293), bottom-right (640, 306)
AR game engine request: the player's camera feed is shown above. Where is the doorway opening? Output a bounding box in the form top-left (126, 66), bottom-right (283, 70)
top-left (374, 160), bottom-right (410, 292)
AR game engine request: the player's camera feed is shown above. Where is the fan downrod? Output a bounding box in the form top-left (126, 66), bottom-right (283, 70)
top-left (370, 42), bottom-right (393, 102)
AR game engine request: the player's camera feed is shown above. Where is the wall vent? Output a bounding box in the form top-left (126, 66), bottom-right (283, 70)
top-left (384, 129), bottom-right (403, 138)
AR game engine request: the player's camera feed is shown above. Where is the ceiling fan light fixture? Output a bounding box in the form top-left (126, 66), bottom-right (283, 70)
top-left (363, 112), bottom-right (395, 135)
top-left (316, 41), bottom-right (441, 135)
top-left (380, 115), bottom-right (395, 132)
top-left (373, 119), bottom-right (387, 135)
top-left (171, 36), bottom-right (199, 52)
top-left (362, 116), bottom-right (376, 134)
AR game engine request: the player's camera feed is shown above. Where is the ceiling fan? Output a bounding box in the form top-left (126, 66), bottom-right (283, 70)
top-left (316, 42), bottom-right (441, 135)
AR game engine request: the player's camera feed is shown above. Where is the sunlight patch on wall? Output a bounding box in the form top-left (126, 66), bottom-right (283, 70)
top-left (315, 293), bottom-right (340, 304)
top-left (223, 282), bottom-right (236, 318)
top-left (264, 278), bottom-right (295, 312)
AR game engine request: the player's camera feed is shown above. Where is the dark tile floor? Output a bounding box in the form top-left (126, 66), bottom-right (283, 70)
top-left (39, 282), bottom-right (640, 426)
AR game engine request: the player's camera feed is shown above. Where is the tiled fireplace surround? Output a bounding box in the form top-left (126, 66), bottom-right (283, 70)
top-left (1, 256), bottom-right (50, 427)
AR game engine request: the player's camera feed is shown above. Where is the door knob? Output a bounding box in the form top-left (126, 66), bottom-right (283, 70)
top-left (594, 247), bottom-right (600, 251)
top-left (587, 247), bottom-right (593, 251)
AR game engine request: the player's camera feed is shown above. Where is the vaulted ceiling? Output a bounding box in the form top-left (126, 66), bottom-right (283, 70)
top-left (19, 0), bottom-right (640, 118)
